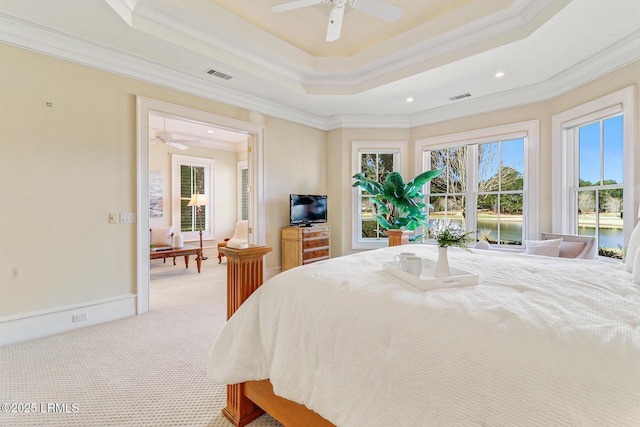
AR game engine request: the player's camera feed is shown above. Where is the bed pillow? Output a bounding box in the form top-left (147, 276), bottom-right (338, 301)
top-left (151, 226), bottom-right (173, 247)
top-left (625, 222), bottom-right (640, 272)
top-left (524, 238), bottom-right (562, 257)
top-left (559, 241), bottom-right (586, 258)
top-left (633, 247), bottom-right (640, 284)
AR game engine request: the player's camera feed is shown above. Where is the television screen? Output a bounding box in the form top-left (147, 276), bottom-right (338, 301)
top-left (290, 194), bottom-right (327, 226)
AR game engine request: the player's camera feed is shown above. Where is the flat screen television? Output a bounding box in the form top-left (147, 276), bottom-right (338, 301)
top-left (290, 194), bottom-right (327, 226)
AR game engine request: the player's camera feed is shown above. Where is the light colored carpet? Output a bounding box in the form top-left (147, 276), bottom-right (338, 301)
top-left (0, 258), bottom-right (282, 427)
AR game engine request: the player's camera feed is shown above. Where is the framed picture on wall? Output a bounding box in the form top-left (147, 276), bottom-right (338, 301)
top-left (149, 171), bottom-right (163, 217)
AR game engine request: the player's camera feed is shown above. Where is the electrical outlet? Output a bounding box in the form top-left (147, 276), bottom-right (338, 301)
top-left (72, 313), bottom-right (88, 322)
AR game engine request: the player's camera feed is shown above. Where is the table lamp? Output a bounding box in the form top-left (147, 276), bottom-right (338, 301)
top-left (188, 193), bottom-right (209, 260)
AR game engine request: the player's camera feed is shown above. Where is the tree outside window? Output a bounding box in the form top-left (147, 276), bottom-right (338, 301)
top-left (426, 138), bottom-right (525, 246)
top-left (360, 152), bottom-right (395, 239)
top-left (351, 141), bottom-right (406, 249)
top-left (575, 115), bottom-right (624, 258)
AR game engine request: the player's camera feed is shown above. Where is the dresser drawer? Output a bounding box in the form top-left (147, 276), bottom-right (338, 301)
top-left (303, 237), bottom-right (329, 249)
top-left (303, 248), bottom-right (330, 261)
top-left (302, 229), bottom-right (329, 239)
top-left (282, 226), bottom-right (331, 271)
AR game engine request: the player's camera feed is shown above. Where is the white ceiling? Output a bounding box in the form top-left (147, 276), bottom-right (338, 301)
top-left (1, 0), bottom-right (639, 130)
top-left (149, 112), bottom-right (248, 151)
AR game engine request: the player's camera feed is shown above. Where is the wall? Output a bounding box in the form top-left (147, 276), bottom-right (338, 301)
top-left (0, 43), bottom-right (326, 343)
top-left (1, 39), bottom-right (637, 342)
top-left (148, 142), bottom-right (240, 254)
top-left (326, 128), bottom-right (412, 257)
top-left (327, 60), bottom-right (640, 257)
top-left (262, 116), bottom-right (327, 271)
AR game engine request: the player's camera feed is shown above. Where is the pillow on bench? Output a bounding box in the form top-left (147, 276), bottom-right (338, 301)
top-left (524, 238), bottom-right (562, 257)
top-left (151, 226), bottom-right (173, 247)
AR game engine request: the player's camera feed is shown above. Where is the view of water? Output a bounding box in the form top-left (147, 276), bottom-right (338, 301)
top-left (475, 220), bottom-right (623, 249)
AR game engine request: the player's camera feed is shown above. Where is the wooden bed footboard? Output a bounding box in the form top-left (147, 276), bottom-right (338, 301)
top-left (219, 245), bottom-right (335, 427)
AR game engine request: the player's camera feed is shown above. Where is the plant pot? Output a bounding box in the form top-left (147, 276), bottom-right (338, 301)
top-left (387, 229), bottom-right (413, 247)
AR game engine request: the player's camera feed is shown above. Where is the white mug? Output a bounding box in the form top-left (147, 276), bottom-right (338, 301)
top-left (404, 256), bottom-right (422, 277)
top-left (394, 252), bottom-right (416, 270)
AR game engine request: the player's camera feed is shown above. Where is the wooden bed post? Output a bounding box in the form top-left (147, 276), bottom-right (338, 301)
top-left (219, 245), bottom-right (273, 427)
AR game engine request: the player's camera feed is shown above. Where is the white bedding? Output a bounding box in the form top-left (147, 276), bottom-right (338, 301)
top-left (208, 245), bottom-right (640, 426)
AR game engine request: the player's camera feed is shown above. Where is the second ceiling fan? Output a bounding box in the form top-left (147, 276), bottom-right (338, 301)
top-left (272, 0), bottom-right (402, 42)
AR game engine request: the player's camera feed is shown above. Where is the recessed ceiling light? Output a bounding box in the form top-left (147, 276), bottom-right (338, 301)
top-left (495, 71), bottom-right (505, 78)
top-left (406, 97), bottom-right (414, 103)
top-left (207, 130), bottom-right (215, 133)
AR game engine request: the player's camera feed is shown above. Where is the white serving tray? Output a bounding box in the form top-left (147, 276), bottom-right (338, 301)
top-left (382, 259), bottom-right (478, 291)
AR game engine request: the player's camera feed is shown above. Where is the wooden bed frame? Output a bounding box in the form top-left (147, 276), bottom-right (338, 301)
top-left (219, 245), bottom-right (335, 427)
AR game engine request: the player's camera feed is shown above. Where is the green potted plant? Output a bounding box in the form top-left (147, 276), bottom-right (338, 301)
top-left (352, 167), bottom-right (444, 245)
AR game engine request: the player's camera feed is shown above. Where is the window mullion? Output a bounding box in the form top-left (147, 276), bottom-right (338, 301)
top-left (466, 144), bottom-right (479, 235)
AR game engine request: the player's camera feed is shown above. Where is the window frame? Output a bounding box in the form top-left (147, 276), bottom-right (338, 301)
top-left (551, 86), bottom-right (635, 255)
top-left (171, 154), bottom-right (215, 242)
top-left (416, 120), bottom-right (540, 249)
top-left (351, 140), bottom-right (407, 250)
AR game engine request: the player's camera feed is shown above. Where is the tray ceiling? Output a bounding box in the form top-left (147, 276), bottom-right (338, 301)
top-left (1, 0), bottom-right (639, 129)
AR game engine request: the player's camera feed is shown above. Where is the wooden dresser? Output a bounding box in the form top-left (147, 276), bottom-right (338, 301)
top-left (281, 225), bottom-right (330, 271)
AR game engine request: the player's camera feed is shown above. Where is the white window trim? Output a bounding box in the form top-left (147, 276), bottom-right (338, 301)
top-left (551, 86), bottom-right (635, 248)
top-left (351, 140), bottom-right (407, 250)
top-left (415, 120), bottom-right (540, 246)
top-left (171, 154), bottom-right (215, 242)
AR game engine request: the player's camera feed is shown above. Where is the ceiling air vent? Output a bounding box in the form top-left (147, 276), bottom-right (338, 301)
top-left (449, 93), bottom-right (471, 101)
top-left (205, 69), bottom-right (233, 80)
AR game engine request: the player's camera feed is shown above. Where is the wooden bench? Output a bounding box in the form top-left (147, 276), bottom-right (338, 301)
top-left (150, 245), bottom-right (203, 273)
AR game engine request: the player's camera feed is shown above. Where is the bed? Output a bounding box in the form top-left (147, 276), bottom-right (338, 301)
top-left (209, 244), bottom-right (640, 426)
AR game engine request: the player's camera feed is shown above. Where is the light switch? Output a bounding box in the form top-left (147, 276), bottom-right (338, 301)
top-left (121, 213), bottom-right (137, 223)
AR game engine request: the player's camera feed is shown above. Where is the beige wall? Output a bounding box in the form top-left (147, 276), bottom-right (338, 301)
top-left (1, 39), bottom-right (638, 323)
top-left (327, 62), bottom-right (640, 257)
top-left (262, 116), bottom-right (326, 269)
top-left (0, 43), bottom-right (325, 318)
top-left (326, 128), bottom-right (411, 257)
top-left (148, 142), bottom-right (240, 249)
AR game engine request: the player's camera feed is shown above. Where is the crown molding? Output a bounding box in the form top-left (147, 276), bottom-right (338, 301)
top-left (122, 0), bottom-right (568, 95)
top-left (1, 13), bottom-right (639, 132)
top-left (329, 29), bottom-right (640, 130)
top-left (0, 14), bottom-right (326, 130)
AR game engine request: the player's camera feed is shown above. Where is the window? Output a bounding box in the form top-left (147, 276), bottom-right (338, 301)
top-left (351, 141), bottom-right (406, 249)
top-left (237, 160), bottom-right (249, 221)
top-left (427, 139), bottom-right (525, 245)
top-left (552, 87), bottom-right (635, 259)
top-left (171, 155), bottom-right (215, 241)
top-left (416, 121), bottom-right (539, 248)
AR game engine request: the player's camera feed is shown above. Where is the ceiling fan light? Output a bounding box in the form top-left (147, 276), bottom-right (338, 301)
top-left (155, 130), bottom-right (173, 140)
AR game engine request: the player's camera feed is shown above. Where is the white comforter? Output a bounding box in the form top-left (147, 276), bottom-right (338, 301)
top-left (208, 246), bottom-right (640, 426)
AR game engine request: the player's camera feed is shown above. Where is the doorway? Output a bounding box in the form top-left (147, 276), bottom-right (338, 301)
top-left (136, 96), bottom-right (266, 314)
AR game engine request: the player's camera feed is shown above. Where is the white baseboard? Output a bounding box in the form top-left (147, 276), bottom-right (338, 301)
top-left (0, 294), bottom-right (137, 346)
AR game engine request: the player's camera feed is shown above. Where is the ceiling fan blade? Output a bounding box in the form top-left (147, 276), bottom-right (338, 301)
top-left (326, 5), bottom-right (345, 42)
top-left (168, 142), bottom-right (189, 150)
top-left (350, 0), bottom-right (402, 22)
top-left (272, 0), bottom-right (324, 13)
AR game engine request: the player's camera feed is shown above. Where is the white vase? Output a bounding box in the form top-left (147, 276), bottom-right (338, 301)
top-left (435, 246), bottom-right (451, 278)
top-left (173, 233), bottom-right (184, 248)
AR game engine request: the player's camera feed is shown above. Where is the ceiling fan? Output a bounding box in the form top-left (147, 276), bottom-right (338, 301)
top-left (150, 118), bottom-right (202, 150)
top-left (272, 0), bottom-right (402, 42)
